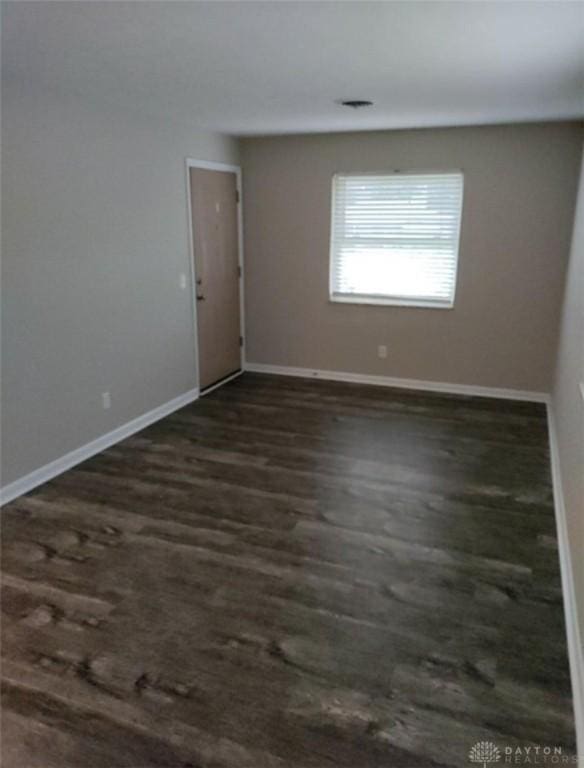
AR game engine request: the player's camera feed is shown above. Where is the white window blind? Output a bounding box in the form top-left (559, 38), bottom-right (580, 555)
top-left (329, 172), bottom-right (464, 307)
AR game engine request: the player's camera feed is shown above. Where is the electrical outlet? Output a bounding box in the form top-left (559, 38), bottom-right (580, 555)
top-left (102, 391), bottom-right (111, 410)
top-left (378, 345), bottom-right (387, 359)
top-left (179, 273), bottom-right (187, 290)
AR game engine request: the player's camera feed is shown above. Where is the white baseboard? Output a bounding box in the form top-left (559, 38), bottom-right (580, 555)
top-left (0, 387), bottom-right (200, 506)
top-left (547, 403), bottom-right (584, 757)
top-left (244, 362), bottom-right (548, 403)
top-left (200, 369), bottom-right (244, 397)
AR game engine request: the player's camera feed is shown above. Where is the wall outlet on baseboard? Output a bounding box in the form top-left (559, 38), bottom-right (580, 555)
top-left (102, 391), bottom-right (111, 410)
top-left (378, 345), bottom-right (388, 359)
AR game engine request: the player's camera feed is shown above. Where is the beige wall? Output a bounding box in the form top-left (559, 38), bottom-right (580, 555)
top-left (552, 147), bottom-right (584, 646)
top-left (241, 123), bottom-right (582, 392)
top-left (1, 81), bottom-right (239, 486)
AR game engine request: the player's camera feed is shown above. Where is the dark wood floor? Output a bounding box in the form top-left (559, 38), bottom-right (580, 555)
top-left (1, 373), bottom-right (575, 767)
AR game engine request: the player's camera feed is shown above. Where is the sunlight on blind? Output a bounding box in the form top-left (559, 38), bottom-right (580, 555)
top-left (330, 173), bottom-right (464, 307)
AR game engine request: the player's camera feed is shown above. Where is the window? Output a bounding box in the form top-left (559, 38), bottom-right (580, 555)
top-left (329, 172), bottom-right (464, 308)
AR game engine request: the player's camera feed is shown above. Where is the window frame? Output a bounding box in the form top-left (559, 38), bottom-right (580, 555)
top-left (328, 170), bottom-right (464, 310)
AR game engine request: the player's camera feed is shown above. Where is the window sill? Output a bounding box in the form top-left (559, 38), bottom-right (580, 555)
top-left (329, 295), bottom-right (454, 310)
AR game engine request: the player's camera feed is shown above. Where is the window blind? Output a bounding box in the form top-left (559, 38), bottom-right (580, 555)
top-left (330, 172), bottom-right (464, 307)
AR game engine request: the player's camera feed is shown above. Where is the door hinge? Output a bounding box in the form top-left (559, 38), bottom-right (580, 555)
top-left (235, 189), bottom-right (240, 204)
top-left (237, 265), bottom-right (242, 278)
top-left (239, 336), bottom-right (244, 347)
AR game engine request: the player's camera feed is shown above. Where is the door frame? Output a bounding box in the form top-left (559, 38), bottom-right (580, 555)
top-left (185, 158), bottom-right (245, 394)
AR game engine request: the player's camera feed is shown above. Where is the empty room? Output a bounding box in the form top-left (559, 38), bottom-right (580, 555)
top-left (1, 2), bottom-right (583, 766)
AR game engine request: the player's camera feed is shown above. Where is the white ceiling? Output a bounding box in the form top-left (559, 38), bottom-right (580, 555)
top-left (3, 1), bottom-right (583, 136)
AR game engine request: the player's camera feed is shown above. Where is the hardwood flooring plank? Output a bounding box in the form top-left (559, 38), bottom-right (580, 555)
top-left (1, 373), bottom-right (574, 767)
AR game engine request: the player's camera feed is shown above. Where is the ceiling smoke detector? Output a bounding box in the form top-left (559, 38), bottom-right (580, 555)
top-left (337, 99), bottom-right (373, 109)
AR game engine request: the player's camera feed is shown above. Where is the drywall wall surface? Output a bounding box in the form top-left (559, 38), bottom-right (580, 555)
top-left (1, 80), bottom-right (239, 485)
top-left (241, 123), bottom-right (582, 392)
top-left (552, 146), bottom-right (584, 640)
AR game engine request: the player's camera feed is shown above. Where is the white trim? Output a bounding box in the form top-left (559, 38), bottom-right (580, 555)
top-left (184, 160), bottom-right (202, 389)
top-left (328, 171), bottom-right (464, 310)
top-left (244, 362), bottom-right (548, 403)
top-left (0, 387), bottom-right (199, 507)
top-left (547, 402), bottom-right (584, 758)
top-left (185, 158), bottom-right (245, 387)
top-left (200, 369), bottom-right (243, 397)
top-left (329, 294), bottom-right (454, 310)
top-left (185, 159), bottom-right (241, 174)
